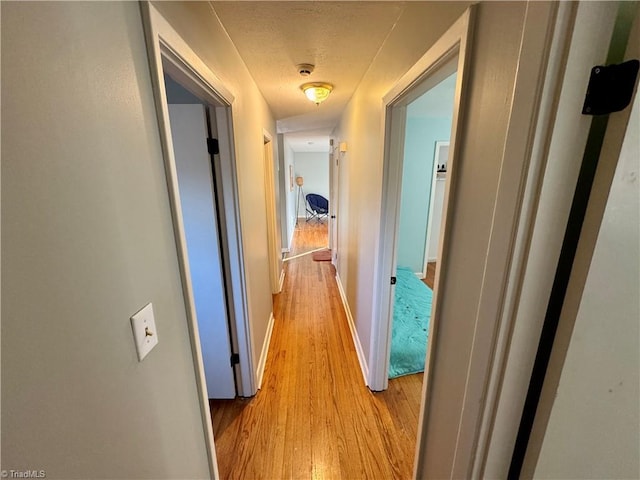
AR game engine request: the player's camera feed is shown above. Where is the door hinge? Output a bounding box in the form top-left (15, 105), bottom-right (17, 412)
top-left (390, 276), bottom-right (397, 285)
top-left (230, 353), bottom-right (240, 366)
top-left (331, 215), bottom-right (336, 219)
top-left (207, 138), bottom-right (220, 155)
top-left (582, 59), bottom-right (639, 115)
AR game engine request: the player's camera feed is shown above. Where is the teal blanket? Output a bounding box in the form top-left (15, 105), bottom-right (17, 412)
top-left (389, 266), bottom-right (433, 379)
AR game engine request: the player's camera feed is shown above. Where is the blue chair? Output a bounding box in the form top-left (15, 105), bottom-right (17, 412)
top-left (305, 194), bottom-right (329, 223)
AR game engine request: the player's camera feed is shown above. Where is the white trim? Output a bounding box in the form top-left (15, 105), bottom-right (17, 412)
top-left (214, 106), bottom-right (255, 397)
top-left (263, 131), bottom-right (281, 294)
top-left (373, 6), bottom-right (477, 479)
top-left (278, 268), bottom-right (285, 292)
top-left (256, 312), bottom-right (275, 389)
top-left (288, 223), bottom-right (296, 249)
top-left (329, 145), bottom-right (341, 269)
top-left (448, 2), bottom-right (559, 474)
top-left (371, 6), bottom-right (473, 392)
top-left (140, 5), bottom-right (219, 477)
top-left (142, 4), bottom-right (234, 104)
top-left (140, 4), bottom-right (254, 478)
top-left (477, 3), bottom-right (627, 477)
top-left (423, 141), bottom-right (448, 276)
top-left (370, 102), bottom-right (406, 391)
top-left (473, 3), bottom-right (575, 476)
top-left (335, 273), bottom-right (369, 386)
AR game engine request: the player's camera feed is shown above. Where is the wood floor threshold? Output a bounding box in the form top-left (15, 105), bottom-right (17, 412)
top-left (282, 246), bottom-right (328, 262)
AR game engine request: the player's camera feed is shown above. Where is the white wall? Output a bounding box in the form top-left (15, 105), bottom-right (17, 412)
top-left (277, 134), bottom-right (293, 250)
top-left (153, 1), bottom-right (278, 384)
top-left (397, 115), bottom-right (452, 273)
top-left (2, 1), bottom-right (277, 477)
top-left (534, 70), bottom-right (640, 480)
top-left (1, 3), bottom-right (211, 477)
top-left (281, 137), bottom-right (297, 248)
top-left (293, 152), bottom-right (330, 218)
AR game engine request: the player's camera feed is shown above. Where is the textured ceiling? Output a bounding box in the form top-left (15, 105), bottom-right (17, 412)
top-left (211, 1), bottom-right (406, 144)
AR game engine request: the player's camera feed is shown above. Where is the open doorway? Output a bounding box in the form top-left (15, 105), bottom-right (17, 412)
top-left (368, 10), bottom-right (474, 474)
top-left (164, 73), bottom-right (237, 399)
top-left (369, 23), bottom-right (474, 480)
top-left (373, 38), bottom-right (468, 391)
top-left (283, 140), bottom-right (331, 262)
top-left (388, 71), bottom-right (457, 381)
top-left (142, 4), bottom-right (257, 475)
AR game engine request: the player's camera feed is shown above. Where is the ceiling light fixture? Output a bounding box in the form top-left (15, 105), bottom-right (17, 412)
top-left (301, 82), bottom-right (333, 105)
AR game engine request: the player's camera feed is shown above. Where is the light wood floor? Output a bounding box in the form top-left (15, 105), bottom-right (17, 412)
top-left (210, 222), bottom-right (423, 479)
top-left (423, 262), bottom-right (436, 290)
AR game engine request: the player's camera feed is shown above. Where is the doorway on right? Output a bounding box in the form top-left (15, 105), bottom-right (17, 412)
top-left (388, 71), bottom-right (457, 382)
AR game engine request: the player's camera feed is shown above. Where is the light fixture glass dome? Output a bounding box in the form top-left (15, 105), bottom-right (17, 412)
top-left (301, 82), bottom-right (333, 105)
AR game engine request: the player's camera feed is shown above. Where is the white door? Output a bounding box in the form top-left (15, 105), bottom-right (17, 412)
top-left (168, 103), bottom-right (236, 399)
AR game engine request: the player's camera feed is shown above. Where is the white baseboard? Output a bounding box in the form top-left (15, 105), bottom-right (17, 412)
top-left (335, 273), bottom-right (369, 385)
top-left (256, 312), bottom-right (275, 389)
top-left (279, 268), bottom-right (285, 292)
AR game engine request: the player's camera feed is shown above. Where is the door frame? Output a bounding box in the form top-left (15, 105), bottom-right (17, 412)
top-left (141, 3), bottom-right (254, 477)
top-left (263, 131), bottom-right (283, 293)
top-left (329, 144), bottom-right (340, 266)
top-left (508, 3), bottom-right (639, 476)
top-left (370, 7), bottom-right (473, 393)
top-left (422, 141), bottom-right (448, 277)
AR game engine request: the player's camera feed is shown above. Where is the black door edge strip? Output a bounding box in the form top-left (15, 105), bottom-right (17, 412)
top-left (508, 3), bottom-right (638, 478)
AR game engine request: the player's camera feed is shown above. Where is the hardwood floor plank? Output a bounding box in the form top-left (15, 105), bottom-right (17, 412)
top-left (422, 262), bottom-right (436, 290)
top-left (210, 222), bottom-right (423, 479)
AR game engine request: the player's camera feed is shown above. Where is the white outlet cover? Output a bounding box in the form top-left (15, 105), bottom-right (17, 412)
top-left (130, 302), bottom-right (158, 361)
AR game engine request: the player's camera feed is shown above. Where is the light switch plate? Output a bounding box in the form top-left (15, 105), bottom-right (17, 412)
top-left (131, 303), bottom-right (158, 361)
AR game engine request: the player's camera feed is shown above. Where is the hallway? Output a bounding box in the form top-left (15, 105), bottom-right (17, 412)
top-left (210, 222), bottom-right (423, 479)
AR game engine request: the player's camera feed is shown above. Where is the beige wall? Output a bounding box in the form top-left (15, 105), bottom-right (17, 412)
top-left (152, 1), bottom-right (278, 381)
top-left (1, 2), bottom-right (210, 477)
top-left (1, 1), bottom-right (276, 477)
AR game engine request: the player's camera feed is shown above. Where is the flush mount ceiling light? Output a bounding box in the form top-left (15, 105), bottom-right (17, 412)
top-left (301, 82), bottom-right (333, 105)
